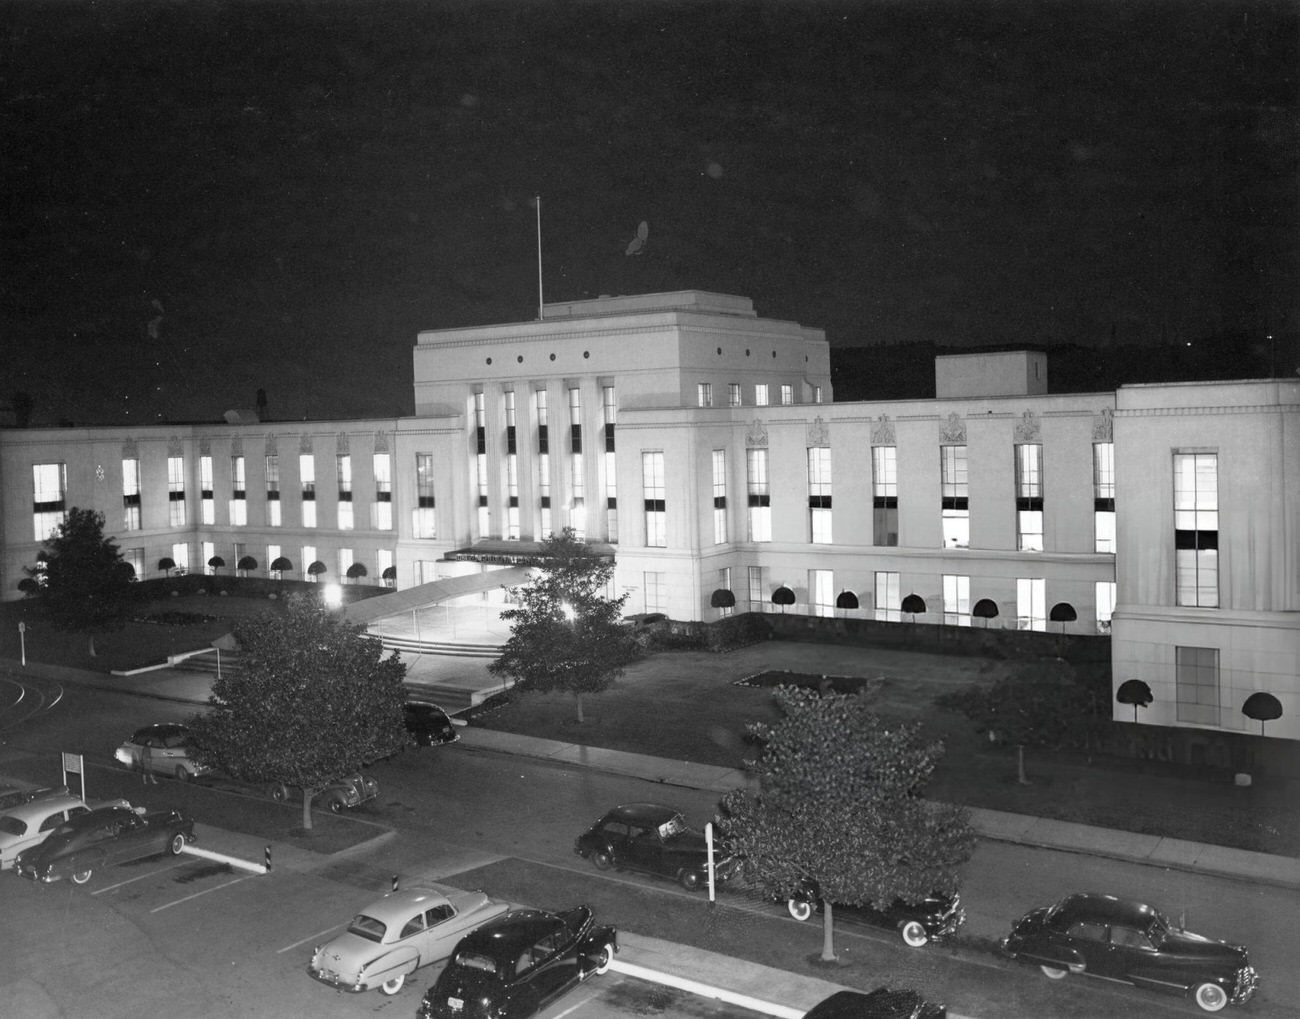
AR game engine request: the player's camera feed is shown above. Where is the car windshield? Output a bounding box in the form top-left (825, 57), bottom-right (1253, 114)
top-left (346, 915), bottom-right (387, 942)
top-left (657, 813), bottom-right (687, 839)
top-left (0, 816), bottom-right (27, 836)
top-left (454, 952), bottom-right (498, 977)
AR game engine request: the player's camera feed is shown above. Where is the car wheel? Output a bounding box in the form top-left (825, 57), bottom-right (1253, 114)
top-left (380, 974), bottom-right (405, 996)
top-left (174, 766), bottom-right (190, 782)
top-left (327, 796), bottom-right (346, 814)
top-left (168, 833), bottom-right (187, 855)
top-left (787, 898), bottom-right (813, 922)
top-left (268, 783), bottom-right (289, 802)
top-left (1193, 982), bottom-right (1229, 1013)
top-left (594, 942), bottom-right (614, 975)
top-left (1040, 964), bottom-right (1069, 980)
top-left (900, 920), bottom-right (930, 948)
top-left (678, 868), bottom-right (701, 892)
top-left (591, 850), bottom-right (613, 871)
top-left (71, 865), bottom-right (93, 885)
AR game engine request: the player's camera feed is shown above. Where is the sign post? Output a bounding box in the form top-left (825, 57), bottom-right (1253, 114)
top-left (18, 621), bottom-right (25, 666)
top-left (61, 751), bottom-right (85, 802)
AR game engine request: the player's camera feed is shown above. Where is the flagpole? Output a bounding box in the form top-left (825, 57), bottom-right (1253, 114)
top-left (535, 195), bottom-right (544, 320)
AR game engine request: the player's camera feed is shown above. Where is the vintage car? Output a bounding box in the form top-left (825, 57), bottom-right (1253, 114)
top-left (1001, 892), bottom-right (1259, 1012)
top-left (786, 881), bottom-right (965, 947)
top-left (114, 722), bottom-right (212, 780)
top-left (308, 883), bottom-right (509, 995)
top-left (803, 987), bottom-right (946, 1018)
top-left (0, 791), bottom-right (118, 870)
top-left (14, 804), bottom-right (196, 884)
top-left (266, 772), bottom-right (379, 813)
top-left (574, 802), bottom-right (729, 891)
top-left (0, 784), bottom-right (67, 812)
top-left (404, 701), bottom-right (460, 747)
top-left (417, 905), bottom-right (617, 1019)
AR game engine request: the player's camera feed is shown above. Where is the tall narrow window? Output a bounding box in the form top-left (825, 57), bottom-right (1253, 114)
top-left (712, 449), bottom-right (728, 544)
top-left (125, 547), bottom-right (144, 582)
top-left (812, 385), bottom-right (823, 404)
top-left (943, 574), bottom-right (971, 626)
top-left (754, 384), bottom-right (769, 407)
top-left (1015, 443), bottom-right (1044, 551)
top-left (718, 566), bottom-right (734, 617)
top-left (642, 451), bottom-right (666, 547)
top-left (338, 547), bottom-right (354, 583)
top-left (336, 454), bottom-right (353, 530)
top-left (228, 456), bottom-right (246, 526)
top-left (201, 541), bottom-right (216, 575)
top-left (536, 389), bottom-right (551, 538)
top-left (603, 386), bottom-right (617, 543)
top-left (746, 448), bottom-right (771, 542)
top-left (872, 446), bottom-right (898, 546)
top-left (807, 446), bottom-right (832, 544)
top-left (1174, 453), bottom-right (1218, 607)
top-left (122, 458), bottom-right (141, 531)
top-left (568, 387), bottom-right (584, 538)
top-left (874, 571), bottom-right (901, 622)
top-left (505, 391), bottom-right (520, 540)
top-left (697, 383), bottom-right (712, 408)
top-left (940, 445), bottom-right (968, 548)
top-left (1095, 581), bottom-right (1116, 634)
top-left (415, 453), bottom-right (436, 538)
top-left (266, 544), bottom-right (281, 578)
top-left (474, 392), bottom-right (489, 538)
top-left (747, 566), bottom-right (765, 610)
top-left (810, 569), bottom-right (834, 618)
top-left (33, 463), bottom-right (67, 541)
top-left (168, 455), bottom-right (187, 527)
top-left (377, 548), bottom-right (395, 587)
top-left (1093, 442), bottom-right (1116, 553)
top-left (1016, 577), bottom-right (1046, 631)
top-left (1176, 646), bottom-right (1220, 725)
top-left (200, 455), bottom-right (215, 525)
top-left (728, 383), bottom-right (742, 407)
top-left (644, 572), bottom-right (666, 615)
top-left (300, 453), bottom-right (316, 528)
top-left (265, 455), bottom-right (280, 527)
top-left (302, 544), bottom-right (318, 581)
top-left (780, 384), bottom-right (793, 406)
top-left (170, 542), bottom-right (190, 575)
top-left (373, 452), bottom-right (392, 530)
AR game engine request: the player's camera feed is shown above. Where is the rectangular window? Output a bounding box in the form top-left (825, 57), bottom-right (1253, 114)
top-left (872, 446), bottom-right (898, 546)
top-left (336, 454), bottom-right (353, 530)
top-left (746, 448), bottom-right (771, 542)
top-left (302, 545), bottom-right (318, 581)
top-left (780, 384), bottom-right (793, 406)
top-left (717, 566), bottom-right (734, 617)
top-left (503, 391), bottom-right (520, 540)
top-left (697, 382), bottom-right (712, 408)
top-left (1175, 453), bottom-right (1218, 607)
top-left (1176, 646), bottom-right (1220, 726)
top-left (728, 383), bottom-right (742, 407)
top-left (569, 387), bottom-right (584, 538)
top-left (603, 386), bottom-right (617, 543)
top-left (943, 574), bottom-right (971, 626)
top-left (122, 458), bottom-right (141, 531)
top-left (1016, 443), bottom-right (1044, 552)
top-left (807, 447), bottom-right (832, 544)
top-left (940, 445), bottom-right (968, 548)
top-left (300, 453), bottom-right (316, 528)
top-left (712, 449), bottom-right (728, 544)
top-left (338, 547), bottom-right (354, 583)
top-left (125, 547), bottom-right (144, 582)
top-left (747, 566), bottom-right (765, 611)
top-left (1016, 577), bottom-right (1046, 631)
top-left (200, 455), bottom-right (215, 526)
top-left (170, 542), bottom-right (190, 576)
top-left (201, 541), bottom-right (215, 575)
top-left (266, 544), bottom-right (282, 578)
top-left (228, 456), bottom-right (246, 526)
top-left (754, 384), bottom-right (769, 407)
top-left (265, 455), bottom-right (280, 527)
top-left (813, 385), bottom-right (823, 404)
top-left (415, 453), bottom-right (436, 539)
top-left (168, 455), bottom-right (187, 528)
top-left (373, 452), bottom-right (392, 530)
top-left (1093, 442), bottom-right (1116, 552)
top-left (536, 389), bottom-right (551, 538)
top-left (473, 391), bottom-right (489, 537)
top-left (1095, 581), bottom-right (1116, 634)
top-left (811, 569), bottom-right (834, 618)
top-left (644, 572), bottom-right (666, 615)
top-left (377, 548), bottom-right (395, 587)
top-left (642, 451), bottom-right (666, 548)
top-left (874, 572), bottom-right (901, 622)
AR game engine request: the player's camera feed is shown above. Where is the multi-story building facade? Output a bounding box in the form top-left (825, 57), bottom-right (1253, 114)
top-left (1, 291), bottom-right (1296, 741)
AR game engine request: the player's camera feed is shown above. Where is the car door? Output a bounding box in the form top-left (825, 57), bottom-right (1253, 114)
top-left (623, 823), bottom-right (664, 874)
top-left (416, 903), bottom-right (456, 962)
top-left (1063, 920), bottom-right (1112, 975)
top-left (511, 928), bottom-right (575, 1013)
top-left (1107, 924), bottom-right (1164, 988)
top-left (105, 811), bottom-right (152, 865)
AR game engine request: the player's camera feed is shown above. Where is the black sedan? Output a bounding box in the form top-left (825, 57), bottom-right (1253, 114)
top-left (14, 804), bottom-right (196, 884)
top-left (1001, 892), bottom-right (1258, 1012)
top-left (804, 988), bottom-right (946, 1019)
top-left (417, 905), bottom-right (616, 1019)
top-left (404, 702), bottom-right (460, 747)
top-left (574, 802), bottom-right (729, 892)
top-left (786, 882), bottom-right (965, 947)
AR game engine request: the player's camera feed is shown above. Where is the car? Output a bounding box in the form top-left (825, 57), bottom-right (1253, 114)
top-left (0, 791), bottom-right (116, 870)
top-left (785, 882), bottom-right (965, 947)
top-left (417, 905), bottom-right (617, 1019)
top-left (0, 784), bottom-right (67, 812)
top-left (574, 802), bottom-right (730, 891)
top-left (308, 883), bottom-right (509, 995)
top-left (114, 722), bottom-right (212, 781)
top-left (404, 701), bottom-right (460, 747)
top-left (265, 772), bottom-right (379, 813)
top-left (803, 987), bottom-right (946, 1018)
top-left (1000, 892), bottom-right (1259, 1012)
top-left (14, 804), bottom-right (196, 884)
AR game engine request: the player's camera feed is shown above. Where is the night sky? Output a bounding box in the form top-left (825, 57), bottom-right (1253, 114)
top-left (3, 0), bottom-right (1296, 426)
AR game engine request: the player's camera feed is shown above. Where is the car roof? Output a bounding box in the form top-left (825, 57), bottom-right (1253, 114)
top-left (131, 722), bottom-right (192, 739)
top-left (456, 909), bottom-right (562, 962)
top-left (61, 805), bottom-right (138, 831)
top-left (1055, 893), bottom-right (1162, 927)
top-left (600, 803), bottom-right (683, 826)
top-left (355, 886), bottom-right (455, 924)
top-left (0, 793), bottom-right (85, 821)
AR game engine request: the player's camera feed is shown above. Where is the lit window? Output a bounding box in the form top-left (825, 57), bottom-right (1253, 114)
top-left (1174, 453), bottom-right (1218, 607)
top-left (228, 456), bottom-right (245, 526)
top-left (603, 387), bottom-right (617, 543)
top-left (780, 384), bottom-right (793, 406)
top-left (644, 572), bottom-right (666, 615)
top-left (122, 458), bottom-right (141, 531)
top-left (807, 447), bottom-right (832, 544)
top-left (415, 453), bottom-right (436, 539)
top-left (728, 383), bottom-right (741, 407)
top-left (300, 454), bottom-right (316, 528)
top-left (747, 566), bottom-right (765, 611)
top-left (943, 574), bottom-right (971, 626)
top-left (1016, 577), bottom-right (1046, 631)
top-left (746, 448), bottom-right (771, 542)
top-left (1015, 444), bottom-right (1043, 552)
top-left (754, 384), bottom-right (769, 407)
top-left (940, 445), bottom-right (968, 548)
top-left (265, 455), bottom-right (280, 527)
top-left (1095, 581), bottom-right (1116, 634)
top-left (373, 453), bottom-right (392, 530)
top-left (712, 450), bottom-right (727, 544)
top-left (874, 572), bottom-right (900, 622)
top-left (1093, 442), bottom-right (1115, 552)
top-left (168, 456), bottom-right (187, 527)
top-left (697, 383), bottom-right (712, 408)
top-left (717, 566), bottom-right (733, 617)
top-left (810, 569), bottom-right (834, 618)
top-left (200, 455), bottom-right (215, 525)
top-left (336, 454), bottom-right (352, 530)
top-left (872, 446), bottom-right (897, 546)
top-left (1176, 646), bottom-right (1219, 726)
top-left (642, 451), bottom-right (666, 547)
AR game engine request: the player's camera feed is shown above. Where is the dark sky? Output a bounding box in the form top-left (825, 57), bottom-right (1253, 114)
top-left (3, 0), bottom-right (1296, 426)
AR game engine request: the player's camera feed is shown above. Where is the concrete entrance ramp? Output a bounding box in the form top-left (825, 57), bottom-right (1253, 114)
top-left (340, 566), bottom-right (532, 626)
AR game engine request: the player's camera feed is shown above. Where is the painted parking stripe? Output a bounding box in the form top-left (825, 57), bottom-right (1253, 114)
top-left (90, 857), bottom-right (191, 895)
top-left (151, 874), bottom-right (251, 912)
top-left (278, 922), bottom-right (346, 954)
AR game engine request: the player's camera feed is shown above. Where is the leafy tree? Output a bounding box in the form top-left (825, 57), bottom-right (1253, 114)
top-left (490, 528), bottom-right (637, 723)
top-left (345, 562), bottom-right (368, 583)
top-left (24, 508), bottom-right (135, 657)
top-left (158, 556), bottom-right (176, 577)
top-left (187, 595), bottom-right (408, 829)
top-left (307, 560), bottom-right (327, 581)
top-left (207, 555), bottom-right (226, 573)
top-left (720, 686), bottom-right (974, 962)
top-left (237, 555), bottom-right (258, 575)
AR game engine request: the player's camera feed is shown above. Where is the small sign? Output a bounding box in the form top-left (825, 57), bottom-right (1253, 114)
top-left (61, 752), bottom-right (85, 802)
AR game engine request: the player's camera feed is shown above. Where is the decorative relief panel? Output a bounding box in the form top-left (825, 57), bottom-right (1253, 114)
top-left (1014, 410), bottom-right (1041, 442)
top-left (199, 437), bottom-right (211, 455)
top-left (939, 413), bottom-right (966, 443)
top-left (374, 430), bottom-right (389, 452)
top-left (807, 416), bottom-right (829, 447)
top-left (121, 440), bottom-right (139, 459)
top-left (746, 419), bottom-right (768, 448)
top-left (870, 415), bottom-right (895, 445)
top-left (336, 432), bottom-right (350, 454)
top-left (167, 436), bottom-right (185, 457)
top-left (299, 434), bottom-right (313, 453)
top-left (231, 436), bottom-right (243, 456)
top-left (1092, 408), bottom-right (1114, 441)
top-left (264, 434), bottom-right (278, 456)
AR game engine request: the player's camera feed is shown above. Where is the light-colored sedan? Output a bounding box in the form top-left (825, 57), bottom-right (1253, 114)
top-left (114, 722), bottom-right (211, 781)
top-left (308, 884), bottom-right (509, 996)
top-left (0, 792), bottom-right (107, 870)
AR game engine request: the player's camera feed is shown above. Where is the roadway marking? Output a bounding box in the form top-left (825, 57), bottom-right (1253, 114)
top-left (151, 874), bottom-right (252, 912)
top-left (549, 989), bottom-right (600, 1018)
top-left (278, 922), bottom-right (346, 954)
top-left (91, 858), bottom-right (192, 894)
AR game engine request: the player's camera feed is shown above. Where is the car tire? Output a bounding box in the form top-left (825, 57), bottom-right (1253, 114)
top-left (1193, 982), bottom-right (1229, 1013)
top-left (591, 850), bottom-right (613, 871)
top-left (326, 796), bottom-right (346, 815)
top-left (380, 974), bottom-right (405, 996)
top-left (71, 865), bottom-right (93, 885)
top-left (900, 920), bottom-right (930, 948)
top-left (787, 899), bottom-right (813, 922)
top-left (594, 942), bottom-right (614, 975)
top-left (268, 783), bottom-right (289, 803)
top-left (1040, 964), bottom-right (1069, 980)
top-left (169, 833), bottom-right (187, 855)
top-left (678, 868), bottom-right (701, 892)
top-left (174, 766), bottom-right (190, 782)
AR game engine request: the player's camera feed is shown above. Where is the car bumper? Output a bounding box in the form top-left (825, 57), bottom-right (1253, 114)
top-left (1232, 966), bottom-right (1259, 1005)
top-left (931, 905), bottom-right (966, 940)
top-left (15, 861), bottom-right (59, 883)
top-left (306, 966), bottom-right (367, 993)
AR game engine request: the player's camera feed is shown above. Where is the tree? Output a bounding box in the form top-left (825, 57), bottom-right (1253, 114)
top-left (345, 562), bottom-right (368, 584)
top-left (25, 507), bottom-right (135, 657)
top-left (207, 555), bottom-right (226, 574)
top-left (186, 596), bottom-right (408, 829)
top-left (158, 556), bottom-right (176, 578)
top-left (237, 555), bottom-right (258, 576)
top-left (720, 686), bottom-right (974, 962)
top-left (489, 528), bottom-right (637, 723)
top-left (307, 560), bottom-right (327, 581)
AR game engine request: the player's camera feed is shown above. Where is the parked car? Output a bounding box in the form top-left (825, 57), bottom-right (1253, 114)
top-left (786, 881), bottom-right (965, 947)
top-left (404, 702), bottom-right (460, 747)
top-left (574, 802), bottom-right (729, 891)
top-left (417, 906), bottom-right (617, 1019)
top-left (308, 884), bottom-right (509, 995)
top-left (14, 804), bottom-right (196, 884)
top-left (803, 987), bottom-right (946, 1018)
top-left (0, 784), bottom-right (67, 812)
top-left (1001, 892), bottom-right (1259, 1012)
top-left (1, 791), bottom-right (127, 870)
top-left (266, 772), bottom-right (378, 813)
top-left (114, 722), bottom-right (212, 781)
